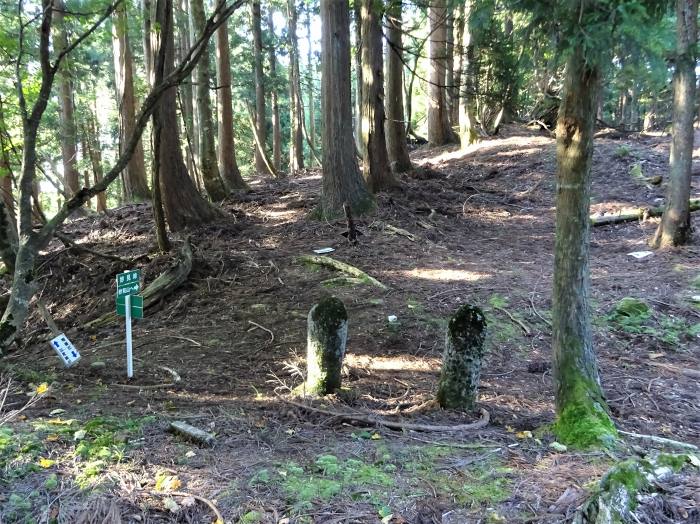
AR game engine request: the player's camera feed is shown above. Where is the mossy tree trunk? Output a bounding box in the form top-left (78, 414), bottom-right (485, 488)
top-left (437, 304), bottom-right (486, 410)
top-left (306, 296), bottom-right (348, 395)
top-left (459, 0), bottom-right (479, 148)
top-left (651, 0), bottom-right (697, 248)
top-left (552, 47), bottom-right (616, 448)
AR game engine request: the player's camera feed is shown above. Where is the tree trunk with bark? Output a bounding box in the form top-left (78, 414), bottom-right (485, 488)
top-left (215, 15), bottom-right (247, 190)
top-left (452, 3), bottom-right (464, 126)
top-left (112, 1), bottom-right (151, 201)
top-left (385, 1), bottom-right (411, 173)
top-left (84, 113), bottom-right (108, 213)
top-left (142, 0), bottom-right (153, 84)
top-left (267, 9), bottom-right (282, 173)
top-left (320, 0), bottom-right (373, 217)
top-left (191, 0), bottom-right (228, 200)
top-left (152, 0), bottom-right (221, 231)
top-left (287, 0), bottom-right (304, 173)
top-left (177, 0), bottom-right (197, 178)
top-left (353, 0), bottom-right (364, 156)
top-left (251, 0), bottom-right (271, 175)
top-left (552, 48), bottom-right (616, 448)
top-left (54, 0), bottom-right (81, 196)
top-left (651, 0), bottom-right (697, 248)
top-left (360, 0), bottom-right (397, 192)
top-left (428, 1), bottom-right (455, 145)
top-left (459, 0), bottom-right (479, 148)
top-left (306, 6), bottom-right (316, 156)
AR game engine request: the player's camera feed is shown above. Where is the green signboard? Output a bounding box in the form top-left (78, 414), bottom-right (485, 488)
top-left (116, 294), bottom-right (144, 319)
top-left (117, 269), bottom-right (141, 298)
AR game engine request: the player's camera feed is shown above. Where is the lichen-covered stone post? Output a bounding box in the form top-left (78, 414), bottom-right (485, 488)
top-left (306, 296), bottom-right (348, 395)
top-left (437, 304), bottom-right (487, 409)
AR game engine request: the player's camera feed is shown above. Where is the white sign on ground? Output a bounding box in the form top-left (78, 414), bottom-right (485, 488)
top-left (50, 333), bottom-right (81, 367)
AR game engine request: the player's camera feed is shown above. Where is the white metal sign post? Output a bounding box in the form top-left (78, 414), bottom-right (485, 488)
top-left (116, 269), bottom-right (141, 379)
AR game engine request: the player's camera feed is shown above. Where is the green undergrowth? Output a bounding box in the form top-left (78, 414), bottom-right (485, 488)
top-left (246, 441), bottom-right (512, 520)
top-left (1, 415), bottom-right (153, 491)
top-left (486, 294), bottom-right (527, 345)
top-left (604, 297), bottom-right (700, 348)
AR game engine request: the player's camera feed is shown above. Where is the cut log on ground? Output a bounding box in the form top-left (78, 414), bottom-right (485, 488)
top-left (298, 255), bottom-right (387, 289)
top-left (84, 238), bottom-right (193, 329)
top-left (590, 199), bottom-right (700, 226)
top-left (169, 421), bottom-right (216, 447)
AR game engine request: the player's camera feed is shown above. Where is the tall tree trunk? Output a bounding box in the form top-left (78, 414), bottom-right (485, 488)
top-left (385, 1), bottom-right (411, 173)
top-left (53, 0), bottom-right (81, 196)
top-left (267, 9), bottom-right (282, 173)
top-left (84, 113), bottom-right (108, 213)
top-left (0, 97), bottom-right (17, 271)
top-left (251, 0), bottom-right (271, 175)
top-left (360, 0), bottom-right (397, 192)
top-left (652, 0), bottom-right (697, 248)
top-left (452, 3), bottom-right (465, 126)
top-left (445, 7), bottom-right (455, 131)
top-left (320, 0), bottom-right (373, 217)
top-left (215, 14), bottom-right (247, 190)
top-left (287, 0), bottom-right (305, 173)
top-left (459, 0), bottom-right (479, 148)
top-left (187, 0), bottom-right (201, 186)
top-left (552, 48), bottom-right (615, 447)
top-left (142, 0), bottom-right (153, 84)
top-left (353, 0), bottom-right (364, 156)
top-left (428, 1), bottom-right (455, 145)
top-left (177, 0), bottom-right (196, 178)
top-left (152, 0), bottom-right (221, 231)
top-left (306, 5), bottom-right (316, 157)
top-left (191, 0), bottom-right (227, 200)
top-left (112, 1), bottom-right (151, 201)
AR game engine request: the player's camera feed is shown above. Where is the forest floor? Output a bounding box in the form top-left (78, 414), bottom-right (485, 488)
top-left (1, 124), bottom-right (699, 523)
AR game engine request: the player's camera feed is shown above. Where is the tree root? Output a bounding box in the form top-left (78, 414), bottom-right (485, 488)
top-left (298, 255), bottom-right (387, 290)
top-left (493, 305), bottom-right (531, 335)
top-left (84, 238), bottom-right (193, 329)
top-left (590, 199), bottom-right (700, 226)
top-left (277, 395), bottom-right (489, 432)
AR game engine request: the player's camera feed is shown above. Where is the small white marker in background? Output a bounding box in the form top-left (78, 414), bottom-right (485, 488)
top-left (314, 247), bottom-right (335, 254)
top-left (50, 333), bottom-right (81, 368)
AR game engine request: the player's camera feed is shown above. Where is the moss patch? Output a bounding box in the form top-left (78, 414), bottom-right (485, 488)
top-left (552, 379), bottom-right (617, 449)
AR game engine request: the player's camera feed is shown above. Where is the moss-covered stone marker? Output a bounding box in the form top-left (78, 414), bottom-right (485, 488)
top-left (437, 304), bottom-right (487, 409)
top-left (306, 296), bottom-right (348, 395)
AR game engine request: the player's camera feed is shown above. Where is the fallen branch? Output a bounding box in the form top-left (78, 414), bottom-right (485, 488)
top-left (590, 199), bottom-right (700, 226)
top-left (493, 306), bottom-right (532, 335)
top-left (618, 430), bottom-right (698, 451)
top-left (84, 238), bottom-right (193, 329)
top-left (278, 395), bottom-right (489, 432)
top-left (298, 255), bottom-right (387, 290)
top-left (54, 231), bottom-right (134, 264)
top-left (646, 360), bottom-right (700, 379)
top-left (372, 221), bottom-right (417, 242)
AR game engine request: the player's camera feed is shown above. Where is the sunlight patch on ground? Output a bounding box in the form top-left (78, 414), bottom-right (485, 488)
top-left (395, 267), bottom-right (490, 282)
top-left (414, 135), bottom-right (554, 167)
top-left (345, 354), bottom-right (439, 372)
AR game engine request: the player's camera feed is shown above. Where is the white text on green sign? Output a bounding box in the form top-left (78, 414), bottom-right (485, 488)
top-left (117, 269), bottom-right (141, 297)
top-left (116, 294), bottom-right (144, 318)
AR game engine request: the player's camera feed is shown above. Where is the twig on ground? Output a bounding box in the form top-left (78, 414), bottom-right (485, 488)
top-left (494, 306), bottom-right (532, 335)
top-left (248, 320), bottom-right (274, 343)
top-left (277, 395), bottom-right (490, 432)
top-left (158, 491), bottom-right (223, 522)
top-left (617, 430), bottom-right (698, 451)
